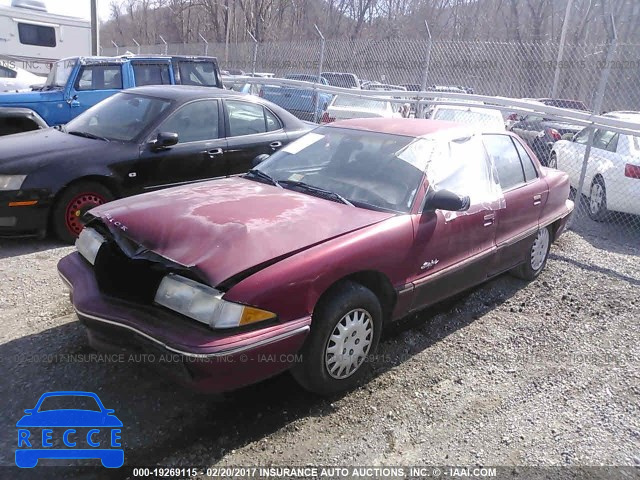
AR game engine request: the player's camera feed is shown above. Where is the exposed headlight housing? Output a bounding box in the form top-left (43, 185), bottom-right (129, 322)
top-left (155, 274), bottom-right (276, 329)
top-left (75, 228), bottom-right (105, 265)
top-left (0, 175), bottom-right (27, 191)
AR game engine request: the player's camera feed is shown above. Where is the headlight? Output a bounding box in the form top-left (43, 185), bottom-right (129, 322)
top-left (76, 228), bottom-right (105, 265)
top-left (154, 274), bottom-right (276, 329)
top-left (0, 175), bottom-right (27, 191)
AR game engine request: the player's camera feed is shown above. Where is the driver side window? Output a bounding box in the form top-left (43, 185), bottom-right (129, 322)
top-left (158, 100), bottom-right (219, 144)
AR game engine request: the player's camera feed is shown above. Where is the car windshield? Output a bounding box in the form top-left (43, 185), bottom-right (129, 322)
top-left (37, 395), bottom-right (101, 412)
top-left (433, 108), bottom-right (502, 126)
top-left (333, 96), bottom-right (389, 111)
top-left (285, 74), bottom-right (320, 83)
top-left (177, 61), bottom-right (218, 86)
top-left (65, 92), bottom-right (172, 142)
top-left (322, 73), bottom-right (358, 88)
top-left (252, 127), bottom-right (427, 212)
top-left (44, 59), bottom-right (75, 89)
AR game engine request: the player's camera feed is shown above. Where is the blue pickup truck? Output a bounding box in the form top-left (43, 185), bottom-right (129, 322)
top-left (0, 55), bottom-right (222, 129)
top-left (259, 74), bottom-right (333, 122)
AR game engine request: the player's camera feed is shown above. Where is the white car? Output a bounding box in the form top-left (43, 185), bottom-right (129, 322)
top-left (550, 111), bottom-right (640, 219)
top-left (0, 62), bottom-right (46, 92)
top-left (321, 95), bottom-right (403, 123)
top-left (431, 105), bottom-right (505, 132)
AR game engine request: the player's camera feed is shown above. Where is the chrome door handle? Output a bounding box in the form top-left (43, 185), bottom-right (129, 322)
top-left (483, 213), bottom-right (495, 227)
top-left (208, 148), bottom-right (224, 157)
top-left (269, 141), bottom-right (282, 149)
top-left (533, 194), bottom-right (542, 206)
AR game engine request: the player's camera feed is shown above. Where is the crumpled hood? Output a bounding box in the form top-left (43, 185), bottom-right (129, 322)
top-left (89, 177), bottom-right (395, 287)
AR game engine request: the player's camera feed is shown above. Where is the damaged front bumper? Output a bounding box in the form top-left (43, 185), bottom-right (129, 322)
top-left (57, 252), bottom-right (311, 394)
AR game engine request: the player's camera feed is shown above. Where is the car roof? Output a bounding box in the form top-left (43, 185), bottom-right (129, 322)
top-left (603, 111), bottom-right (640, 122)
top-left (328, 118), bottom-right (470, 137)
top-left (122, 85), bottom-right (248, 101)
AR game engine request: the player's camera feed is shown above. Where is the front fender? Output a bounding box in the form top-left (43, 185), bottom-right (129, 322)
top-left (222, 215), bottom-right (414, 323)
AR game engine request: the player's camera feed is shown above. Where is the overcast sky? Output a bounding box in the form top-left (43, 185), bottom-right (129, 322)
top-left (0, 0), bottom-right (113, 21)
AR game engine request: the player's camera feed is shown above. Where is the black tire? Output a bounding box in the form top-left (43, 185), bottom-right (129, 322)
top-left (510, 226), bottom-right (552, 281)
top-left (548, 152), bottom-right (558, 169)
top-left (587, 176), bottom-right (609, 222)
top-left (52, 181), bottom-right (114, 243)
top-left (291, 281), bottom-right (383, 395)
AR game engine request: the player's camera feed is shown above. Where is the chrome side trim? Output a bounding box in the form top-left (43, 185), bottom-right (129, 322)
top-left (412, 247), bottom-right (496, 287)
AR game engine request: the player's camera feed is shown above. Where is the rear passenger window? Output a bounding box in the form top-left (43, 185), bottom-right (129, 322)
top-left (483, 134), bottom-right (525, 190)
top-left (75, 65), bottom-right (123, 91)
top-left (265, 109), bottom-right (282, 132)
top-left (512, 138), bottom-right (538, 182)
top-left (227, 101), bottom-right (276, 136)
top-left (132, 63), bottom-right (171, 86)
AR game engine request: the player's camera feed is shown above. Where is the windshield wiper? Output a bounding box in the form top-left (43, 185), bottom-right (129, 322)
top-left (279, 180), bottom-right (353, 206)
top-left (244, 169), bottom-right (281, 187)
top-left (67, 130), bottom-right (110, 142)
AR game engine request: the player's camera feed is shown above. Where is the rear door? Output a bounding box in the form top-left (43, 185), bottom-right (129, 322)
top-left (138, 99), bottom-right (227, 190)
top-left (483, 134), bottom-right (548, 274)
top-left (223, 99), bottom-right (291, 175)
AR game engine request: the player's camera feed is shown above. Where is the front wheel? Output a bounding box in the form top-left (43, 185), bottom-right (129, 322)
top-left (510, 226), bottom-right (551, 280)
top-left (292, 281), bottom-right (383, 395)
top-left (52, 181), bottom-right (114, 243)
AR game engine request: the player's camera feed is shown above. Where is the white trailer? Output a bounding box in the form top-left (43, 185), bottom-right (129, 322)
top-left (0, 0), bottom-right (91, 76)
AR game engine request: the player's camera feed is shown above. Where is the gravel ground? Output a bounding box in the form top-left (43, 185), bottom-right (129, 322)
top-left (0, 220), bottom-right (638, 478)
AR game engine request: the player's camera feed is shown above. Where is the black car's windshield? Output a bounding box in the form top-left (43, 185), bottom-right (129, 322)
top-left (44, 59), bottom-right (75, 89)
top-left (65, 92), bottom-right (172, 142)
top-left (252, 127), bottom-right (428, 212)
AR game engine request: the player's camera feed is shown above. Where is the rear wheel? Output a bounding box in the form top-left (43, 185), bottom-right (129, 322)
top-left (510, 226), bottom-right (551, 280)
top-left (291, 281), bottom-right (382, 395)
top-left (588, 176), bottom-right (609, 222)
top-left (52, 181), bottom-right (113, 243)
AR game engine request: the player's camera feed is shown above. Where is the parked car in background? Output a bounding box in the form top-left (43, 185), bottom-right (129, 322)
top-left (321, 94), bottom-right (402, 123)
top-left (321, 72), bottom-right (361, 89)
top-left (0, 106), bottom-right (47, 136)
top-left (58, 118), bottom-right (573, 396)
top-left (0, 62), bottom-right (46, 92)
top-left (510, 112), bottom-right (584, 166)
top-left (0, 55), bottom-right (223, 132)
top-left (364, 83), bottom-right (407, 92)
top-left (0, 86), bottom-right (311, 241)
top-left (536, 98), bottom-right (589, 111)
top-left (223, 80), bottom-right (262, 96)
top-left (550, 111), bottom-right (640, 220)
top-left (400, 84), bottom-right (421, 92)
top-left (431, 105), bottom-right (505, 131)
top-left (260, 74), bottom-right (333, 122)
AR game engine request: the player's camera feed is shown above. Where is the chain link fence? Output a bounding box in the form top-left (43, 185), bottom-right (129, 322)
top-left (102, 38), bottom-right (640, 238)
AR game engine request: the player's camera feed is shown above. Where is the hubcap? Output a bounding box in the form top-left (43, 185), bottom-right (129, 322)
top-left (325, 308), bottom-right (373, 380)
top-left (549, 155), bottom-right (557, 169)
top-left (590, 183), bottom-right (604, 214)
top-left (530, 228), bottom-right (550, 271)
top-left (65, 192), bottom-right (106, 237)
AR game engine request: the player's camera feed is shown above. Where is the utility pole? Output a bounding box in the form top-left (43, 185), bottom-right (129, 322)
top-left (90, 0), bottom-right (99, 56)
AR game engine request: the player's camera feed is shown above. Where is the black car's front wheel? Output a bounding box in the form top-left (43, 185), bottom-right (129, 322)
top-left (52, 181), bottom-right (114, 243)
top-left (292, 281), bottom-right (382, 395)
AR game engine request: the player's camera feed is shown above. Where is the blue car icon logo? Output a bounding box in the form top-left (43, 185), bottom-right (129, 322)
top-left (16, 391), bottom-right (123, 468)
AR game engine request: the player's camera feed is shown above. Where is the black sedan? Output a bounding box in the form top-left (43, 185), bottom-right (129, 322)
top-left (0, 85), bottom-right (312, 242)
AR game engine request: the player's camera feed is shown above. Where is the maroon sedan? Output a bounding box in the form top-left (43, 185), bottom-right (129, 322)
top-left (58, 119), bottom-right (574, 395)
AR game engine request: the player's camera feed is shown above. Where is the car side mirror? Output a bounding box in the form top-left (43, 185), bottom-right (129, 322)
top-left (151, 132), bottom-right (179, 151)
top-left (561, 132), bottom-right (574, 141)
top-left (252, 154), bottom-right (270, 167)
top-left (423, 189), bottom-right (471, 212)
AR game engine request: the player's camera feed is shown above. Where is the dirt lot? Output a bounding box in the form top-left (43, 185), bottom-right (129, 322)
top-left (0, 221), bottom-right (638, 479)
